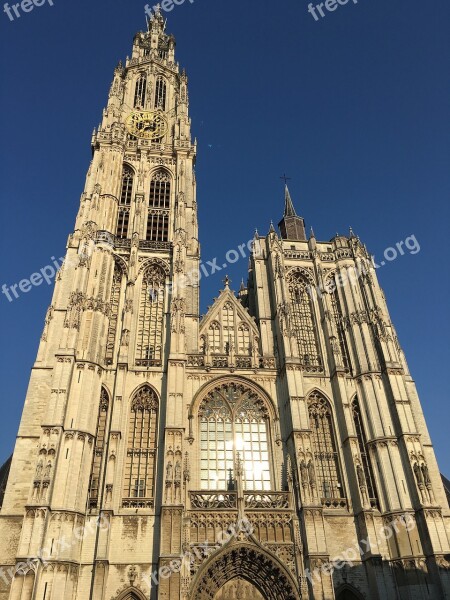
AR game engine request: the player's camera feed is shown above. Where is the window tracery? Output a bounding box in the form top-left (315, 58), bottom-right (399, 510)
top-left (307, 393), bottom-right (343, 500)
top-left (136, 264), bottom-right (166, 366)
top-left (199, 383), bottom-right (272, 491)
top-left (116, 165), bottom-right (134, 239)
top-left (88, 388), bottom-right (109, 508)
top-left (352, 398), bottom-right (378, 504)
top-left (123, 386), bottom-right (159, 502)
top-left (147, 170), bottom-right (170, 242)
top-left (134, 74), bottom-right (147, 108)
top-left (287, 270), bottom-right (322, 368)
top-left (154, 76), bottom-right (167, 110)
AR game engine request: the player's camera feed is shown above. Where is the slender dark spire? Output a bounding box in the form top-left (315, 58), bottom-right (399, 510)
top-left (284, 185), bottom-right (297, 218)
top-left (278, 184), bottom-right (306, 241)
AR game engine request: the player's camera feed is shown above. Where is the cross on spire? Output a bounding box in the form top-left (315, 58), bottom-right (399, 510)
top-left (280, 173), bottom-right (291, 186)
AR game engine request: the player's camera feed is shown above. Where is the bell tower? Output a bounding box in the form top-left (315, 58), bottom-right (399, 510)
top-left (0, 10), bottom-right (199, 600)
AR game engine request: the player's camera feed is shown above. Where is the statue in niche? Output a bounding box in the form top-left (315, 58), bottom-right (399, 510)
top-left (300, 460), bottom-right (308, 485)
top-left (36, 460), bottom-right (43, 478)
top-left (421, 463), bottom-right (431, 486)
top-left (307, 460), bottom-right (316, 487)
top-left (356, 464), bottom-right (365, 487)
top-left (174, 461), bottom-right (181, 481)
top-left (44, 461), bottom-right (52, 478)
top-left (413, 462), bottom-right (424, 486)
top-left (166, 461), bottom-right (173, 481)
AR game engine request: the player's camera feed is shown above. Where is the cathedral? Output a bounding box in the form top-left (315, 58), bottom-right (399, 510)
top-left (1, 11), bottom-right (449, 600)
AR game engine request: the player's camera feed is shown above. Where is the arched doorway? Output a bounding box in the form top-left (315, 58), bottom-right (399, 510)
top-left (214, 578), bottom-right (265, 599)
top-left (190, 544), bottom-right (300, 600)
top-left (336, 584), bottom-right (365, 600)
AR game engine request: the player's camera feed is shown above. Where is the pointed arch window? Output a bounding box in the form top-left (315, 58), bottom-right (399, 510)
top-left (154, 76), bottom-right (167, 110)
top-left (352, 398), bottom-right (378, 506)
top-left (208, 322), bottom-right (221, 353)
top-left (88, 388), bottom-right (109, 508)
top-left (136, 264), bottom-right (166, 366)
top-left (105, 263), bottom-right (123, 364)
top-left (330, 278), bottom-right (351, 371)
top-left (123, 386), bottom-right (159, 504)
top-left (147, 170), bottom-right (170, 242)
top-left (288, 271), bottom-right (322, 368)
top-left (116, 165), bottom-right (134, 239)
top-left (237, 324), bottom-right (251, 355)
top-left (308, 393), bottom-right (344, 500)
top-left (199, 383), bottom-right (272, 491)
top-left (134, 74), bottom-right (147, 108)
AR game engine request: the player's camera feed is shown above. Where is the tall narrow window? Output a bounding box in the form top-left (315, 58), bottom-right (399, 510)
top-left (308, 392), bottom-right (343, 500)
top-left (88, 388), bottom-right (109, 508)
top-left (352, 398), bottom-right (378, 506)
top-left (105, 263), bottom-right (123, 364)
top-left (222, 303), bottom-right (235, 352)
top-left (116, 165), bottom-right (133, 239)
top-left (134, 74), bottom-right (147, 108)
top-left (208, 322), bottom-right (221, 353)
top-left (288, 271), bottom-right (322, 369)
top-left (237, 324), bottom-right (251, 355)
top-left (330, 279), bottom-right (351, 371)
top-left (136, 264), bottom-right (166, 366)
top-left (123, 386), bottom-right (159, 506)
top-left (146, 170), bottom-right (170, 242)
top-left (154, 76), bottom-right (167, 110)
top-left (199, 383), bottom-right (272, 491)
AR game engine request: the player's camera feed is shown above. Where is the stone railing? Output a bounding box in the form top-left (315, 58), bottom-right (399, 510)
top-left (190, 492), bottom-right (237, 510)
top-left (187, 354), bottom-right (205, 367)
top-left (135, 359), bottom-right (162, 368)
top-left (122, 498), bottom-right (154, 509)
top-left (244, 492), bottom-right (289, 509)
top-left (321, 497), bottom-right (348, 509)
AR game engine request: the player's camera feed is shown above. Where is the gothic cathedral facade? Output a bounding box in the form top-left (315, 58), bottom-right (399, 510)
top-left (1, 12), bottom-right (449, 600)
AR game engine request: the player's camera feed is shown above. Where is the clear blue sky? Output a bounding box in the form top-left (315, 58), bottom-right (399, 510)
top-left (0, 0), bottom-right (449, 475)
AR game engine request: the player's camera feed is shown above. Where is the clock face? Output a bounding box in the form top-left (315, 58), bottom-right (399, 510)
top-left (126, 110), bottom-right (168, 140)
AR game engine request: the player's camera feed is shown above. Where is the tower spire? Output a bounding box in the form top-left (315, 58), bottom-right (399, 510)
top-left (284, 184), bottom-right (297, 218)
top-left (277, 182), bottom-right (306, 241)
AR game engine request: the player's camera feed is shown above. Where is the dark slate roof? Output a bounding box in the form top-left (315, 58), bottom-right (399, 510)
top-left (442, 474), bottom-right (450, 505)
top-left (0, 455), bottom-right (12, 508)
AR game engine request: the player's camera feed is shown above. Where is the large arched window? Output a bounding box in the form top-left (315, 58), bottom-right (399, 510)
top-left (136, 264), bottom-right (166, 366)
top-left (308, 392), bottom-right (343, 500)
top-left (123, 386), bottom-right (159, 505)
top-left (154, 76), bottom-right (167, 110)
top-left (134, 74), bottom-right (147, 108)
top-left (105, 263), bottom-right (123, 364)
top-left (330, 277), bottom-right (351, 371)
top-left (199, 383), bottom-right (272, 491)
top-left (287, 270), bottom-right (322, 368)
top-left (88, 388), bottom-right (109, 508)
top-left (116, 165), bottom-right (133, 239)
top-left (147, 170), bottom-right (170, 242)
top-left (352, 398), bottom-right (378, 506)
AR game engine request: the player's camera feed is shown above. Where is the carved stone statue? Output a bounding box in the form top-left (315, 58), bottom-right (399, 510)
top-left (307, 460), bottom-right (316, 487)
top-left (44, 461), bottom-right (52, 478)
top-left (300, 460), bottom-right (308, 485)
top-left (413, 462), bottom-right (424, 486)
top-left (36, 460), bottom-right (43, 478)
top-left (166, 461), bottom-right (173, 480)
top-left (356, 464), bottom-right (365, 487)
top-left (421, 463), bottom-right (431, 486)
top-left (174, 461), bottom-right (181, 481)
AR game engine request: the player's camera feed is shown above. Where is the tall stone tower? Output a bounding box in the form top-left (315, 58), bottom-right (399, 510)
top-left (0, 12), bottom-right (449, 600)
